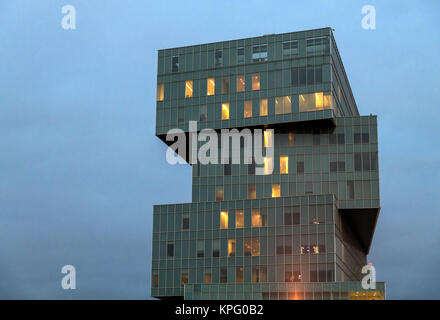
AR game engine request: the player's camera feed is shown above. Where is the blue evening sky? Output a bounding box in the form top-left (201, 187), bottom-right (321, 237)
top-left (0, 0), bottom-right (439, 299)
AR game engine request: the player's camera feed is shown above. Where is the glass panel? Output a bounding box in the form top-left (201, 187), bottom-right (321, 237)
top-left (280, 156), bottom-right (288, 174)
top-left (207, 77), bottom-right (215, 95)
top-left (244, 100), bottom-right (252, 118)
top-left (222, 77), bottom-right (229, 94)
top-left (185, 80), bottom-right (193, 98)
top-left (272, 184), bottom-right (280, 198)
top-left (228, 239), bottom-right (236, 257)
top-left (263, 157), bottom-right (272, 175)
top-left (252, 209), bottom-right (262, 227)
top-left (237, 74), bottom-right (245, 92)
top-left (252, 73), bottom-right (260, 90)
top-left (157, 83), bottom-right (164, 101)
top-left (220, 211), bottom-right (228, 229)
top-left (264, 130), bottom-right (273, 147)
top-left (260, 98), bottom-right (268, 116)
top-left (236, 210), bottom-right (244, 228)
top-left (222, 103), bottom-right (229, 120)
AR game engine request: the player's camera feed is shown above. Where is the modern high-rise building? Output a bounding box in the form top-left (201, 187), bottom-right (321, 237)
top-left (151, 28), bottom-right (385, 300)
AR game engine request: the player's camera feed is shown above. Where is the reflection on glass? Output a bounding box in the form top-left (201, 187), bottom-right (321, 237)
top-left (207, 77), bottom-right (215, 95)
top-left (222, 103), bottom-right (229, 120)
top-left (220, 211), bottom-right (228, 229)
top-left (185, 80), bottom-right (193, 98)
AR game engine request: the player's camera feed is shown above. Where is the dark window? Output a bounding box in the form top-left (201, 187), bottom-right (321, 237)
top-left (181, 273), bottom-right (188, 287)
top-left (284, 213), bottom-right (292, 225)
top-left (182, 214), bottom-right (189, 230)
top-left (313, 130), bottom-right (320, 145)
top-left (215, 50), bottom-right (223, 66)
top-left (212, 239), bottom-right (220, 257)
top-left (299, 68), bottom-right (307, 85)
top-left (172, 56), bottom-right (179, 72)
top-left (315, 67), bottom-right (322, 83)
top-left (167, 243), bottom-right (174, 257)
top-left (222, 77), bottom-right (229, 94)
top-left (220, 267), bottom-right (228, 283)
top-left (237, 47), bottom-right (245, 64)
top-left (347, 180), bottom-right (355, 199)
top-left (354, 133), bottom-right (361, 144)
top-left (307, 68), bottom-right (315, 85)
top-left (224, 162), bottom-right (231, 176)
top-left (362, 152), bottom-right (371, 170)
top-left (153, 274), bottom-right (159, 287)
top-left (362, 133), bottom-right (370, 143)
top-left (252, 44), bottom-right (268, 62)
top-left (200, 105), bottom-right (207, 122)
top-left (354, 152), bottom-right (362, 171)
top-left (283, 40), bottom-right (298, 57)
top-left (248, 157), bottom-right (255, 175)
top-left (371, 152), bottom-right (378, 170)
top-left (284, 208), bottom-right (300, 225)
top-left (330, 162), bottom-right (338, 172)
top-left (291, 68), bottom-right (299, 86)
top-left (329, 134), bottom-right (336, 145)
top-left (337, 133), bottom-right (345, 144)
top-left (197, 240), bottom-right (204, 258)
top-left (297, 161), bottom-right (304, 174)
top-left (288, 132), bottom-right (296, 146)
top-left (305, 183), bottom-right (313, 194)
top-left (338, 161), bottom-right (345, 172)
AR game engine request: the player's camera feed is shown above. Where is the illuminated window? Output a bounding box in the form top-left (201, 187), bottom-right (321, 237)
top-left (185, 80), bottom-right (193, 98)
top-left (207, 77), bottom-right (215, 95)
top-left (220, 211), bottom-right (228, 229)
top-left (204, 270), bottom-right (212, 283)
top-left (216, 188), bottom-right (224, 201)
top-left (280, 156), bottom-right (288, 174)
top-left (272, 184), bottom-right (280, 198)
top-left (252, 209), bottom-right (262, 227)
top-left (181, 272), bottom-right (188, 287)
top-left (228, 239), bottom-right (236, 257)
top-left (248, 184), bottom-right (256, 199)
top-left (263, 157), bottom-right (272, 175)
top-left (275, 96), bottom-right (291, 114)
top-left (236, 267), bottom-right (244, 283)
top-left (236, 210), bottom-right (244, 228)
top-left (244, 100), bottom-right (252, 118)
top-left (221, 103), bottom-right (229, 120)
top-left (288, 132), bottom-right (296, 146)
top-left (299, 92), bottom-right (332, 112)
top-left (244, 238), bottom-right (260, 256)
top-left (157, 83), bottom-right (164, 101)
top-left (264, 130), bottom-right (273, 148)
top-left (222, 77), bottom-right (229, 94)
top-left (237, 74), bottom-right (245, 92)
top-left (260, 98), bottom-right (268, 116)
top-left (252, 73), bottom-right (260, 90)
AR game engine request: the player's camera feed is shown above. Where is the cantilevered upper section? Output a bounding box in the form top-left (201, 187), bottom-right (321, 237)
top-left (155, 27), bottom-right (359, 137)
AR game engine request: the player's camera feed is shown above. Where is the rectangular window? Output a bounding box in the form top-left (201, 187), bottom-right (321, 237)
top-left (228, 239), bottom-right (236, 257)
top-left (248, 184), bottom-right (256, 199)
top-left (263, 157), bottom-right (272, 175)
top-left (204, 270), bottom-right (212, 283)
top-left (215, 49), bottom-right (223, 66)
top-left (207, 77), bottom-right (215, 95)
top-left (301, 245), bottom-right (310, 254)
top-left (197, 240), bottom-right (204, 258)
top-left (347, 180), bottom-right (355, 200)
top-left (275, 96), bottom-right (291, 114)
top-left (252, 239), bottom-right (260, 256)
top-left (248, 157), bottom-right (255, 175)
top-left (220, 211), bottom-right (228, 229)
top-left (260, 99), bottom-right (268, 116)
top-left (244, 100), bottom-right (252, 118)
top-left (212, 239), bottom-right (220, 257)
top-left (338, 133), bottom-right (345, 144)
top-left (237, 47), bottom-right (245, 64)
top-left (220, 267), bottom-right (228, 283)
top-left (306, 36), bottom-right (329, 55)
top-left (272, 184), bottom-right (281, 198)
top-left (172, 55), bottom-right (179, 72)
top-left (167, 243), bottom-right (174, 257)
top-left (236, 267), bottom-right (244, 283)
top-left (283, 40), bottom-right (298, 57)
top-left (338, 161), bottom-right (345, 172)
top-left (236, 74), bottom-right (245, 92)
top-left (181, 272), bottom-right (188, 287)
top-left (245, 238), bottom-right (260, 256)
top-left (280, 156), bottom-right (288, 174)
top-left (297, 161), bottom-right (304, 174)
top-left (185, 80), bottom-right (193, 98)
top-left (236, 210), bottom-right (244, 228)
top-left (330, 162), bottom-right (338, 173)
top-left (221, 103), bottom-right (229, 120)
top-left (153, 274), bottom-right (159, 287)
top-left (157, 83), bottom-right (164, 101)
top-left (288, 132), bottom-right (296, 146)
top-left (252, 44), bottom-right (268, 62)
top-left (264, 130), bottom-right (273, 148)
top-left (299, 92), bottom-right (332, 112)
top-left (182, 214), bottom-right (189, 230)
top-left (216, 187), bottom-right (224, 201)
top-left (200, 105), bottom-right (207, 122)
top-left (222, 77), bottom-right (229, 94)
top-left (252, 73), bottom-right (260, 90)
top-left (252, 209), bottom-right (262, 227)
top-left (354, 153), bottom-right (362, 171)
top-left (313, 131), bottom-right (320, 145)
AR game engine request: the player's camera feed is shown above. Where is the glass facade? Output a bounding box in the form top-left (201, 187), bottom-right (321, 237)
top-left (152, 28), bottom-right (384, 300)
